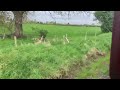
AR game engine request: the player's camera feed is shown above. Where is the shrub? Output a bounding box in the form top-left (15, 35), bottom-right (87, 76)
top-left (39, 30), bottom-right (48, 40)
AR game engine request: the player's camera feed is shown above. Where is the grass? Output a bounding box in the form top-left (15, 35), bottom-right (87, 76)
top-left (75, 54), bottom-right (110, 79)
top-left (0, 23), bottom-right (112, 79)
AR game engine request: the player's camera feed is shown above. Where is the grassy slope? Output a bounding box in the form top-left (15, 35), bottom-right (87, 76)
top-left (0, 23), bottom-right (112, 79)
top-left (75, 54), bottom-right (110, 79)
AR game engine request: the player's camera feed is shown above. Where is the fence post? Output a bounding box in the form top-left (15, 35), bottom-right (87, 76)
top-left (110, 11), bottom-right (120, 79)
top-left (14, 36), bottom-right (17, 47)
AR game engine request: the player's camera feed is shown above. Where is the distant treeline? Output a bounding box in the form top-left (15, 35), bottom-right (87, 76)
top-left (25, 21), bottom-right (100, 27)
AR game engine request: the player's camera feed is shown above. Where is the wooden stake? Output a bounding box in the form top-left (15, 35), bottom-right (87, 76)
top-left (2, 33), bottom-right (5, 39)
top-left (2, 27), bottom-right (6, 39)
top-left (65, 34), bottom-right (69, 43)
top-left (14, 36), bottom-right (17, 47)
top-left (85, 32), bottom-right (88, 41)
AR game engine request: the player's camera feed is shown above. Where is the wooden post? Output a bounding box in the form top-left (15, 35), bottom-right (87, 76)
top-left (2, 33), bottom-right (5, 39)
top-left (2, 27), bottom-right (6, 39)
top-left (110, 11), bottom-right (120, 79)
top-left (65, 34), bottom-right (69, 43)
top-left (14, 36), bottom-right (17, 47)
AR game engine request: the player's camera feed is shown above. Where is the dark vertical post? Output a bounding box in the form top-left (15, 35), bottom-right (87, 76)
top-left (110, 11), bottom-right (120, 79)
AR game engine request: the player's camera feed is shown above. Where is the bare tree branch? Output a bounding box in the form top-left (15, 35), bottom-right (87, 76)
top-left (48, 11), bottom-right (56, 21)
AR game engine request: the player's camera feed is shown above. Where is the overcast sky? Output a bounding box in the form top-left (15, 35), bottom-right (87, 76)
top-left (27, 11), bottom-right (99, 25)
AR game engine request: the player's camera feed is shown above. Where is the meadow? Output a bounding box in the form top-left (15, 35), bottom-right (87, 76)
top-left (0, 23), bottom-right (112, 79)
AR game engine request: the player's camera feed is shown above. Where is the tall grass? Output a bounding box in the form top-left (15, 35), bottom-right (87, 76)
top-left (75, 54), bottom-right (110, 79)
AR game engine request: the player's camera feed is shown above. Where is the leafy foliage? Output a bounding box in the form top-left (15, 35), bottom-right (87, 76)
top-left (94, 11), bottom-right (114, 32)
top-left (39, 30), bottom-right (48, 39)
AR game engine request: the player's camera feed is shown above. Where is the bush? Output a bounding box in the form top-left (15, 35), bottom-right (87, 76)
top-left (94, 11), bottom-right (114, 33)
top-left (39, 30), bottom-right (48, 40)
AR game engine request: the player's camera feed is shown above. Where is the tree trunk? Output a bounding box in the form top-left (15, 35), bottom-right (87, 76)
top-left (12, 11), bottom-right (24, 38)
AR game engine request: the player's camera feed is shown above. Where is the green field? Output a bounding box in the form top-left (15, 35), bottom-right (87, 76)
top-left (0, 23), bottom-right (112, 79)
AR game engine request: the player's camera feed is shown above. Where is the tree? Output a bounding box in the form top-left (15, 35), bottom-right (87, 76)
top-left (12, 11), bottom-right (26, 38)
top-left (0, 11), bottom-right (27, 38)
top-left (94, 11), bottom-right (114, 33)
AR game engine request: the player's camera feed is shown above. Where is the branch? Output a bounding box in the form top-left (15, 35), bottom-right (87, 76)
top-left (48, 11), bottom-right (56, 21)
